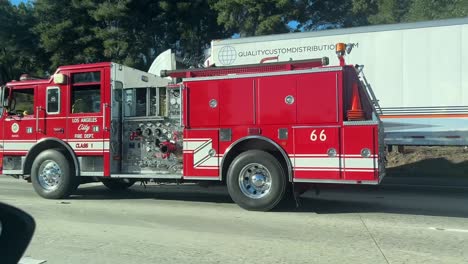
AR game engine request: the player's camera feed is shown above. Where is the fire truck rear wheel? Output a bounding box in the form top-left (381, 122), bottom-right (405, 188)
top-left (227, 150), bottom-right (286, 211)
top-left (101, 179), bottom-right (136, 191)
top-left (31, 149), bottom-right (77, 199)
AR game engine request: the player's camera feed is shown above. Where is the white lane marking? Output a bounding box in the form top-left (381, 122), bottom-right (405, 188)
top-left (428, 227), bottom-right (468, 233)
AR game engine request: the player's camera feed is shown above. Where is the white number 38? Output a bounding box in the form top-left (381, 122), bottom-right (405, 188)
top-left (310, 129), bottom-right (327, 142)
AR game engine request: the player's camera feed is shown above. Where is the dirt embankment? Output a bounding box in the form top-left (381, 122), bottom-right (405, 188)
top-left (386, 146), bottom-right (468, 178)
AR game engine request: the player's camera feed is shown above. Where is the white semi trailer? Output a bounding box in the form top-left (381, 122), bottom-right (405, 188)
top-left (209, 18), bottom-right (468, 146)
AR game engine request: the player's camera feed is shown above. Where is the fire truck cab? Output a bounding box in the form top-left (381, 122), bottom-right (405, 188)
top-left (0, 44), bottom-right (385, 211)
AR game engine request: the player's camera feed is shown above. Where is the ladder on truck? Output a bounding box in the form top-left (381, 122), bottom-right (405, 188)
top-left (356, 65), bottom-right (383, 115)
top-left (160, 58), bottom-right (328, 78)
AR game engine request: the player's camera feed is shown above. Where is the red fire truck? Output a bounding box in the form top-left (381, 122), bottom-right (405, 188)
top-left (0, 43), bottom-right (384, 211)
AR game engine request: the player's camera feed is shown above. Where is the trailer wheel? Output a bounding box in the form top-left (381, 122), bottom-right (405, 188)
top-left (31, 149), bottom-right (77, 199)
top-left (101, 179), bottom-right (135, 191)
top-left (227, 150), bottom-right (286, 211)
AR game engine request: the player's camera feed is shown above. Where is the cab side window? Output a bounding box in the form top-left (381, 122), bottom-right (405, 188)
top-left (11, 88), bottom-right (34, 115)
top-left (71, 72), bottom-right (101, 113)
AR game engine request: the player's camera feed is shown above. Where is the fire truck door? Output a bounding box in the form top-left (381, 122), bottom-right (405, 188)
top-left (293, 126), bottom-right (342, 180)
top-left (2, 86), bottom-right (39, 158)
top-left (66, 70), bottom-right (106, 158)
top-left (41, 86), bottom-right (66, 142)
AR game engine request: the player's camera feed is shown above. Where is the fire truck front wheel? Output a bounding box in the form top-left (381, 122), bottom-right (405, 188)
top-left (227, 150), bottom-right (286, 211)
top-left (31, 149), bottom-right (77, 199)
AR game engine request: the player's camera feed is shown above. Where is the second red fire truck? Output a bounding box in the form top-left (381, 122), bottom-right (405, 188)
top-left (0, 43), bottom-right (385, 211)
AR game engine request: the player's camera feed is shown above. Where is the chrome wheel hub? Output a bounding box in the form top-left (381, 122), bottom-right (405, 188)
top-left (251, 174), bottom-right (266, 188)
top-left (38, 160), bottom-right (62, 191)
top-left (239, 163), bottom-right (272, 199)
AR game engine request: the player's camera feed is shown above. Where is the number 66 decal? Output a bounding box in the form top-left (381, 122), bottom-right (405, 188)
top-left (310, 129), bottom-right (327, 141)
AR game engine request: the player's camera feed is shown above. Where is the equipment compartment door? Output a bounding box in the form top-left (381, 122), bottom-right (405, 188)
top-left (183, 129), bottom-right (219, 180)
top-left (293, 126), bottom-right (341, 180)
top-left (185, 80), bottom-right (219, 128)
top-left (257, 75), bottom-right (296, 125)
top-left (342, 124), bottom-right (378, 182)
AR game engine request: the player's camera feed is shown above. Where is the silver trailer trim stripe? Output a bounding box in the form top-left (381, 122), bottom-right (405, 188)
top-left (381, 106), bottom-right (468, 115)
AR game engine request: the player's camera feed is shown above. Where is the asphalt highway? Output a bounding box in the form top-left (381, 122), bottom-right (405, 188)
top-left (1, 176), bottom-right (467, 264)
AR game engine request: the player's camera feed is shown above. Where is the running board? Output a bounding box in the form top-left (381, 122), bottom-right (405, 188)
top-left (293, 178), bottom-right (381, 185)
top-left (109, 173), bottom-right (182, 179)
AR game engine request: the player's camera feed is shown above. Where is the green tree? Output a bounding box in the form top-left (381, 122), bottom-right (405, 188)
top-left (212, 0), bottom-right (305, 36)
top-left (349, 0), bottom-right (410, 25)
top-left (405, 0), bottom-right (468, 21)
top-left (89, 0), bottom-right (138, 66)
top-left (0, 0), bottom-right (17, 84)
top-left (300, 0), bottom-right (409, 29)
top-left (301, 0), bottom-right (357, 29)
top-left (34, 0), bottom-right (104, 70)
top-left (351, 0), bottom-right (467, 26)
top-left (33, 0), bottom-right (227, 70)
top-left (158, 0), bottom-right (230, 65)
top-left (0, 0), bottom-right (43, 85)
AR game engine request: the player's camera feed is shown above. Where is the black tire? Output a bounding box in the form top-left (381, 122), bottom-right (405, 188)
top-left (227, 150), bottom-right (287, 211)
top-left (101, 179), bottom-right (135, 191)
top-left (31, 149), bottom-right (77, 199)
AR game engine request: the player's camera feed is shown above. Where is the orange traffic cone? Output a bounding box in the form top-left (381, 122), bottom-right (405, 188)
top-left (347, 83), bottom-right (365, 121)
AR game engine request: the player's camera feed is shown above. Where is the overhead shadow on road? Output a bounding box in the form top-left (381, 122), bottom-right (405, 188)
top-left (72, 184), bottom-right (235, 204)
top-left (276, 183), bottom-right (468, 218)
top-left (70, 180), bottom-right (468, 218)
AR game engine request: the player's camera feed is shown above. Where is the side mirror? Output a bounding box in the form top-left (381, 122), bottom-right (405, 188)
top-left (2, 86), bottom-right (8, 108)
top-left (0, 202), bottom-right (36, 264)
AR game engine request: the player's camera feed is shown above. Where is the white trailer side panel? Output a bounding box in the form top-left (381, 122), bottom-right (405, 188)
top-left (461, 24), bottom-right (468, 106)
top-left (211, 18), bottom-right (468, 145)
